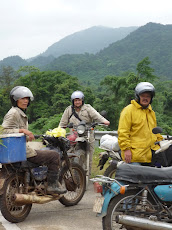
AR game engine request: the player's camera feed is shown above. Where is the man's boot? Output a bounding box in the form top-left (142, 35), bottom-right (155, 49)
top-left (47, 171), bottom-right (67, 195)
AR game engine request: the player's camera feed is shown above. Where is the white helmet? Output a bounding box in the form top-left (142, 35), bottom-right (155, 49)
top-left (135, 82), bottom-right (155, 104)
top-left (71, 91), bottom-right (84, 105)
top-left (10, 86), bottom-right (34, 106)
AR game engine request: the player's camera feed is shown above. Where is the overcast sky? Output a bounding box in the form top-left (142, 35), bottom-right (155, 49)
top-left (0, 0), bottom-right (172, 61)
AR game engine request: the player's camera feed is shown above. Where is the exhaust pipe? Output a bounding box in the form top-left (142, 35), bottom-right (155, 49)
top-left (13, 193), bottom-right (60, 204)
top-left (116, 215), bottom-right (172, 230)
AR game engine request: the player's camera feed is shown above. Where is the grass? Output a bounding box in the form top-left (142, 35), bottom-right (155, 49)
top-left (91, 147), bottom-right (110, 178)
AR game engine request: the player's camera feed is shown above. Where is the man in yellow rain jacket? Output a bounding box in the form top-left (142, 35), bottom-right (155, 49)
top-left (118, 82), bottom-right (163, 165)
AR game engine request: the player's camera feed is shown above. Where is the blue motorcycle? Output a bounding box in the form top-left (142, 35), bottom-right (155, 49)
top-left (91, 127), bottom-right (172, 230)
top-left (91, 163), bottom-right (172, 230)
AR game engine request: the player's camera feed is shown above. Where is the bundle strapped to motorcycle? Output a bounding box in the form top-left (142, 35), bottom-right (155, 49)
top-left (35, 135), bottom-right (70, 152)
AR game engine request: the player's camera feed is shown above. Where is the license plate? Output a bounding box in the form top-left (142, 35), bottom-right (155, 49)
top-left (93, 196), bottom-right (104, 213)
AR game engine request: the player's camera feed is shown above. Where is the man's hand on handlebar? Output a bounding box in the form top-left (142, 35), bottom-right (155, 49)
top-left (104, 121), bottom-right (110, 126)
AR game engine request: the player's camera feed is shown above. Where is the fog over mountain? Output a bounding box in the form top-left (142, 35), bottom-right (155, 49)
top-left (1, 23), bottom-right (172, 83)
top-left (39, 26), bottom-right (138, 58)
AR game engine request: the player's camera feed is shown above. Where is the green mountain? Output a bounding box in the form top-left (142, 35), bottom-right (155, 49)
top-left (40, 26), bottom-right (138, 57)
top-left (98, 22), bottom-right (172, 77)
top-left (0, 56), bottom-right (27, 70)
top-left (0, 26), bottom-right (137, 73)
top-left (1, 23), bottom-right (172, 84)
top-left (44, 22), bottom-right (172, 82)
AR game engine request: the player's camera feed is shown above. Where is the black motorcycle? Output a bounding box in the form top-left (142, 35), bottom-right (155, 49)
top-left (0, 134), bottom-right (86, 223)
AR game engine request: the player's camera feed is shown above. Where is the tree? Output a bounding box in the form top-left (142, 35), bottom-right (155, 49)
top-left (17, 66), bottom-right (40, 75)
top-left (0, 66), bottom-right (20, 122)
top-left (136, 57), bottom-right (156, 81)
top-left (14, 70), bottom-right (81, 122)
top-left (98, 57), bottom-right (159, 130)
top-left (0, 66), bottom-right (19, 88)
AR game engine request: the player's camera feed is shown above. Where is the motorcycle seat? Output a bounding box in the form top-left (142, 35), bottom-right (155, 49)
top-left (21, 161), bottom-right (39, 168)
top-left (115, 163), bottom-right (172, 184)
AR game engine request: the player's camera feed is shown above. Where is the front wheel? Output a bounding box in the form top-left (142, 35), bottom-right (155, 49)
top-left (0, 174), bottom-right (32, 223)
top-left (102, 190), bottom-right (155, 230)
top-left (59, 162), bottom-right (86, 206)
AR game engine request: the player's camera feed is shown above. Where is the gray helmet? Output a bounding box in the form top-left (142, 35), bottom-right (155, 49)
top-left (135, 82), bottom-right (155, 104)
top-left (71, 91), bottom-right (84, 105)
top-left (10, 86), bottom-right (34, 106)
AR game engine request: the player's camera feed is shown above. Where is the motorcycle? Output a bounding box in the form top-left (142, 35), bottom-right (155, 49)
top-left (66, 121), bottom-right (106, 186)
top-left (0, 134), bottom-right (86, 223)
top-left (98, 127), bottom-right (172, 178)
top-left (91, 168), bottom-right (172, 230)
top-left (97, 134), bottom-right (122, 178)
top-left (91, 127), bottom-right (172, 230)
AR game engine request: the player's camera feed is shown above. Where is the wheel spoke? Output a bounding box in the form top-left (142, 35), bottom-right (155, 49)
top-left (63, 168), bottom-right (83, 200)
top-left (59, 163), bottom-right (86, 206)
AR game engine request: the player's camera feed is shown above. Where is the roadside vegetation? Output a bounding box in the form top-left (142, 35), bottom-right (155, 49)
top-left (91, 147), bottom-right (109, 178)
top-left (1, 57), bottom-right (172, 135)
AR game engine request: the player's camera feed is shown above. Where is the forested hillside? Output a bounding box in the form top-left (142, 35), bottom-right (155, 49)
top-left (1, 22), bottom-right (172, 135)
top-left (1, 57), bottom-right (172, 135)
top-left (44, 22), bottom-right (172, 83)
top-left (40, 26), bottom-right (138, 57)
top-left (1, 23), bottom-right (172, 84)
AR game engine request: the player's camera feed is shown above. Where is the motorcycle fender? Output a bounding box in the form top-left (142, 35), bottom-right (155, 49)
top-left (98, 181), bottom-right (126, 217)
top-left (75, 137), bottom-right (86, 142)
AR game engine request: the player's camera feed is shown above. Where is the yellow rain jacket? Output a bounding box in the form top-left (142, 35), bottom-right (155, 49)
top-left (118, 100), bottom-right (163, 163)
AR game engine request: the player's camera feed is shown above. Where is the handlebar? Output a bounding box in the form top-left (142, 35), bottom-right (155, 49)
top-left (165, 136), bottom-right (172, 140)
top-left (34, 135), bottom-right (42, 139)
top-left (92, 122), bottom-right (107, 127)
top-left (34, 134), bottom-right (70, 150)
top-left (66, 122), bottom-right (107, 129)
top-left (154, 141), bottom-right (160, 145)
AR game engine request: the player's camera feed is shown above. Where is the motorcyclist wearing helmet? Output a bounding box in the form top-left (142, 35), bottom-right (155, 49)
top-left (59, 90), bottom-right (110, 174)
top-left (2, 86), bottom-right (66, 195)
top-left (60, 90), bottom-right (110, 127)
top-left (118, 82), bottom-right (163, 165)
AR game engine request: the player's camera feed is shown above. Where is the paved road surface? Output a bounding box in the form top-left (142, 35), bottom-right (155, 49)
top-left (0, 182), bottom-right (103, 230)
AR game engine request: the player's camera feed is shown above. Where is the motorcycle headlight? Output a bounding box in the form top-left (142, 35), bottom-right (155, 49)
top-left (77, 125), bottom-right (86, 135)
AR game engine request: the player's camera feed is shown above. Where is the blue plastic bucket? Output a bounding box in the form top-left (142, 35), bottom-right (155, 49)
top-left (0, 133), bottom-right (26, 163)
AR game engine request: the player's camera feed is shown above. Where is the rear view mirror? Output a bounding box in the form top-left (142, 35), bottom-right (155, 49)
top-left (100, 110), bottom-right (107, 118)
top-left (152, 127), bottom-right (163, 134)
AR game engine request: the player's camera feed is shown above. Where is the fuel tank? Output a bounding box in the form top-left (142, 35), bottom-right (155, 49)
top-left (154, 184), bottom-right (172, 202)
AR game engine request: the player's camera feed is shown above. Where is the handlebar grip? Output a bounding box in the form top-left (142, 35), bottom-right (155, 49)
top-left (34, 135), bottom-right (42, 139)
top-left (154, 141), bottom-right (160, 145)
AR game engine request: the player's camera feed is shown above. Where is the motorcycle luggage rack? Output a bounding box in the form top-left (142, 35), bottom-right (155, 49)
top-left (90, 175), bottom-right (129, 195)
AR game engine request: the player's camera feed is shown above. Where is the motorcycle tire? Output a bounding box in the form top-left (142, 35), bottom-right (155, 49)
top-left (0, 174), bottom-right (32, 223)
top-left (102, 189), bottom-right (155, 230)
top-left (104, 164), bottom-right (117, 178)
top-left (73, 149), bottom-right (86, 169)
top-left (59, 162), bottom-right (86, 206)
